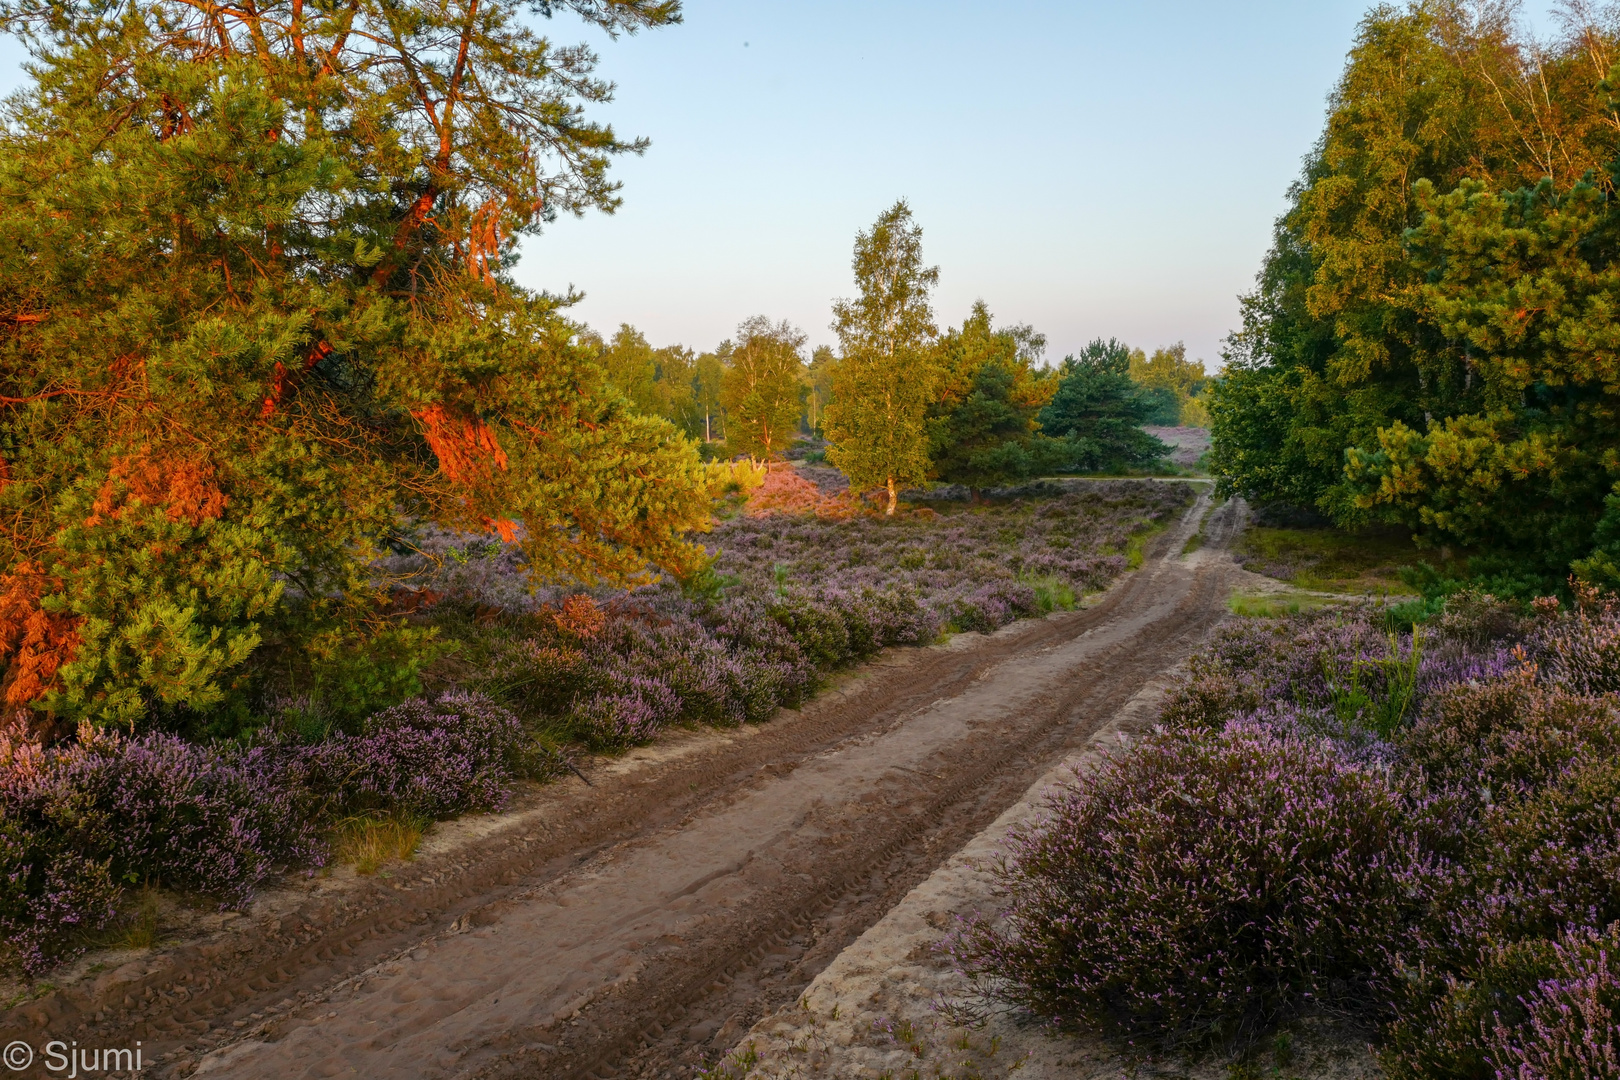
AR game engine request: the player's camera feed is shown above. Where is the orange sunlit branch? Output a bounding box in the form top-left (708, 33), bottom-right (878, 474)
top-left (0, 561), bottom-right (82, 710)
top-left (85, 451), bottom-right (227, 528)
top-left (259, 339), bottom-right (334, 418)
top-left (414, 403), bottom-right (509, 483)
top-left (479, 515), bottom-right (518, 542)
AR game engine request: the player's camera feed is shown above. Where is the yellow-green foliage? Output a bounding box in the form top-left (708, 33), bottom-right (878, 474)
top-left (1023, 575), bottom-right (1078, 613)
top-left (1211, 4), bottom-right (1620, 588)
top-left (827, 201), bottom-right (940, 514)
top-left (0, 1), bottom-right (711, 730)
top-left (804, 345), bottom-right (838, 436)
top-left (1129, 343), bottom-right (1209, 426)
top-left (333, 812), bottom-right (428, 876)
top-left (594, 324), bottom-right (714, 439)
top-left (720, 317), bottom-right (807, 460)
top-left (713, 458), bottom-right (768, 496)
top-left (926, 301), bottom-right (1059, 490)
top-left (1179, 394), bottom-right (1211, 428)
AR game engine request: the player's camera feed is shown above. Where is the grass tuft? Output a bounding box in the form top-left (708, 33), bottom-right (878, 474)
top-left (1022, 574), bottom-right (1078, 614)
top-left (332, 811), bottom-right (428, 876)
top-left (1227, 591), bottom-right (1336, 618)
top-left (120, 888), bottom-right (161, 950)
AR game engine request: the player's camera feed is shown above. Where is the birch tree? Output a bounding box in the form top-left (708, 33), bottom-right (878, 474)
top-left (720, 317), bottom-right (805, 460)
top-left (826, 201), bottom-right (939, 514)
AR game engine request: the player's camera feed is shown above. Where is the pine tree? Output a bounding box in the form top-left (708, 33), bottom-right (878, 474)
top-left (826, 201), bottom-right (939, 515)
top-left (927, 302), bottom-right (1058, 494)
top-left (0, 0), bottom-right (712, 728)
top-left (720, 317), bottom-right (805, 460)
top-left (1039, 340), bottom-right (1169, 472)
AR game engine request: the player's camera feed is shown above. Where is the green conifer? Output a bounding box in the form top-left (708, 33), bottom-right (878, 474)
top-left (0, 0), bottom-right (710, 727)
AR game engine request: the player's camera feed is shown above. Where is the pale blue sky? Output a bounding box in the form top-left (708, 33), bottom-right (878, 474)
top-left (0, 2), bottom-right (1566, 369)
top-left (516, 0), bottom-right (1560, 369)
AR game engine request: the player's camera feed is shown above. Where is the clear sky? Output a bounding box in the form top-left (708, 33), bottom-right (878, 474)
top-left (0, 2), bottom-right (1565, 370)
top-left (512, 0), bottom-right (1553, 370)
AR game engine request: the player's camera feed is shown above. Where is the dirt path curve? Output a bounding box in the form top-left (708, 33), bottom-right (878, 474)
top-left (2, 489), bottom-right (1243, 1080)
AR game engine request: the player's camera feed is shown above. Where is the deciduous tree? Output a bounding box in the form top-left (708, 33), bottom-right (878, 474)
top-left (693, 350), bottom-right (726, 444)
top-left (826, 201), bottom-right (939, 514)
top-left (719, 317), bottom-right (805, 460)
top-left (598, 325), bottom-right (662, 417)
top-left (804, 345), bottom-right (838, 437)
top-left (594, 325), bottom-right (699, 433)
top-left (1129, 343), bottom-right (1208, 426)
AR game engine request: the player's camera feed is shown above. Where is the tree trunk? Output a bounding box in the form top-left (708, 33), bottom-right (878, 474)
top-left (886, 475), bottom-right (897, 516)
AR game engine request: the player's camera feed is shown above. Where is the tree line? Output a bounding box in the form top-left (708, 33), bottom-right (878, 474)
top-left (1209, 0), bottom-right (1620, 593)
top-left (0, 0), bottom-right (1201, 728)
top-left (589, 202), bottom-right (1212, 514)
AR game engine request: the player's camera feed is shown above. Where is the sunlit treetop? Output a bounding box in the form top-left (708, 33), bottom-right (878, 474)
top-left (0, 0), bottom-right (718, 727)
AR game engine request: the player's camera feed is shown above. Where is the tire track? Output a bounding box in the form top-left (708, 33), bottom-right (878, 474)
top-left (1, 485), bottom-right (1239, 1080)
top-left (529, 557), bottom-right (1233, 1080)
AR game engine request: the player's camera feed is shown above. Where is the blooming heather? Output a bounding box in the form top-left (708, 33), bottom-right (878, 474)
top-left (952, 722), bottom-right (1416, 1048)
top-left (1486, 924), bottom-right (1620, 1080)
top-left (431, 481), bottom-right (1192, 751)
top-left (966, 596), bottom-right (1620, 1073)
top-left (0, 692), bottom-right (528, 972)
top-left (298, 692), bottom-right (527, 818)
top-left (0, 482), bottom-right (1191, 972)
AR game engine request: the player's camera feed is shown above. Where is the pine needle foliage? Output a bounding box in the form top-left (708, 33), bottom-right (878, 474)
top-left (927, 301), bottom-right (1058, 492)
top-left (0, 0), bottom-right (716, 730)
top-left (1039, 339), bottom-right (1171, 472)
top-left (1209, 2), bottom-right (1620, 587)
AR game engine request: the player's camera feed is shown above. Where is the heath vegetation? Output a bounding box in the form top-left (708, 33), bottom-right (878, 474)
top-left (951, 590), bottom-right (1620, 1075)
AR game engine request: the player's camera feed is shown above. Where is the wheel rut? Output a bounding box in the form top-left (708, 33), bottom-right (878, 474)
top-left (3, 488), bottom-right (1244, 1080)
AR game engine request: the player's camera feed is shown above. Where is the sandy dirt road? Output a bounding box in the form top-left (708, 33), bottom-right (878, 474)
top-left (2, 487), bottom-right (1245, 1080)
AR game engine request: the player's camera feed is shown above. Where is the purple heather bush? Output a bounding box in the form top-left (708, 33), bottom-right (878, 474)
top-left (965, 596), bottom-right (1620, 1074)
top-left (951, 722), bottom-right (1418, 1049)
top-left (0, 481), bottom-right (1188, 972)
top-left (0, 821), bottom-right (120, 975)
top-left (1383, 924), bottom-right (1620, 1080)
top-left (297, 691), bottom-right (527, 819)
top-left (429, 481), bottom-right (1192, 751)
top-left (0, 730), bottom-right (323, 906)
top-left (0, 729), bottom-right (320, 972)
top-left (1485, 923), bottom-right (1620, 1080)
top-left (0, 692), bottom-right (528, 973)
